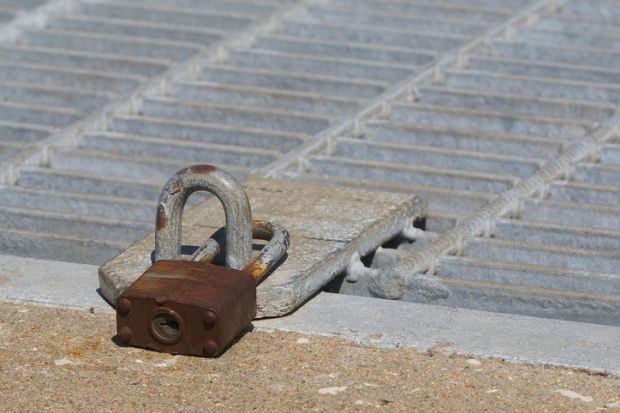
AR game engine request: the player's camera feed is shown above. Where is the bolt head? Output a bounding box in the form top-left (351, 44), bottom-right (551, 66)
top-left (203, 340), bottom-right (219, 357)
top-left (116, 298), bottom-right (132, 315)
top-left (154, 297), bottom-right (168, 306)
top-left (119, 326), bottom-right (133, 343)
top-left (203, 310), bottom-right (218, 330)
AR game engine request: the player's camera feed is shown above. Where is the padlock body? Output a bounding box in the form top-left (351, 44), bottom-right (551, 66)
top-left (116, 260), bottom-right (256, 357)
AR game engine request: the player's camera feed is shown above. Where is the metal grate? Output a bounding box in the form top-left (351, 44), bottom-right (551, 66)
top-left (0, 0), bottom-right (291, 263)
top-left (0, 0), bottom-right (519, 265)
top-left (0, 0), bottom-right (618, 329)
top-left (0, 0), bottom-right (48, 23)
top-left (275, 0), bottom-right (620, 326)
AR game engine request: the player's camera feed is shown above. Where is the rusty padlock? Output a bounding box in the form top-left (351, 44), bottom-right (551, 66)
top-left (116, 165), bottom-right (289, 357)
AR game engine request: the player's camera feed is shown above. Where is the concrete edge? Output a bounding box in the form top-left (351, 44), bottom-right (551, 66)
top-left (2, 257), bottom-right (619, 376)
top-left (0, 255), bottom-right (107, 309)
top-left (254, 292), bottom-right (620, 377)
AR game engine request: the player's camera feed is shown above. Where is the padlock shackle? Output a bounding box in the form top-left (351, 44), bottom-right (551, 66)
top-left (154, 165), bottom-right (252, 270)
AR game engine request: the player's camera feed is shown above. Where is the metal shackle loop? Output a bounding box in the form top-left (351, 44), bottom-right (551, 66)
top-left (243, 220), bottom-right (289, 281)
top-left (191, 220), bottom-right (290, 282)
top-left (154, 164), bottom-right (252, 270)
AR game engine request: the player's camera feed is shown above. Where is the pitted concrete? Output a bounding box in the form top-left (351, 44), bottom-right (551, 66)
top-left (1, 300), bottom-right (620, 412)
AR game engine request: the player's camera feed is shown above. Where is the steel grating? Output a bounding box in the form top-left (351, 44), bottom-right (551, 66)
top-left (0, 0), bottom-right (618, 334)
top-left (0, 0), bottom-right (298, 263)
top-left (0, 1), bottom-right (48, 25)
top-left (0, 0), bottom-right (519, 265)
top-left (271, 0), bottom-right (620, 326)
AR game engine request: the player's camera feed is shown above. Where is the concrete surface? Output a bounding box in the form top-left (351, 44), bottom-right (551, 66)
top-left (3, 256), bottom-right (619, 377)
top-left (0, 255), bottom-right (102, 308)
top-left (257, 293), bottom-right (620, 376)
top-left (1, 300), bottom-right (619, 412)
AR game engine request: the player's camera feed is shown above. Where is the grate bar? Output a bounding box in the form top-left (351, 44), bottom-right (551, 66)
top-left (107, 116), bottom-right (308, 152)
top-left (254, 35), bottom-right (440, 66)
top-left (168, 81), bottom-right (362, 116)
top-left (262, 0), bottom-right (558, 177)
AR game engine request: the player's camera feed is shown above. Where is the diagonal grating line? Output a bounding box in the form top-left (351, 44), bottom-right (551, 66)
top-left (389, 110), bottom-right (619, 278)
top-left (260, 0), bottom-right (556, 177)
top-left (0, 0), bottom-right (69, 43)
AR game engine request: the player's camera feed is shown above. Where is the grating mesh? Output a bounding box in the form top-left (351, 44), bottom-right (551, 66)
top-left (0, 0), bottom-right (291, 263)
top-left (276, 0), bottom-right (620, 325)
top-left (0, 0), bottom-right (516, 264)
top-left (0, 0), bottom-right (618, 326)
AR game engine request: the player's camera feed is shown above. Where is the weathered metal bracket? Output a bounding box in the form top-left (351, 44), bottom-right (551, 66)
top-left (99, 176), bottom-right (426, 318)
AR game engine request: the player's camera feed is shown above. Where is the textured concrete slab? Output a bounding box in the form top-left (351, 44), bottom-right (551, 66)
top-left (3, 301), bottom-right (620, 412)
top-left (99, 176), bottom-right (426, 317)
top-left (257, 293), bottom-right (620, 376)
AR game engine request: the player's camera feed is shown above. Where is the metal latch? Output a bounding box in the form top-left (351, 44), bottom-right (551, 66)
top-left (115, 165), bottom-right (289, 357)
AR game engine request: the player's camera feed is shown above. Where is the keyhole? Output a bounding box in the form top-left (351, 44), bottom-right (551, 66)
top-left (150, 310), bottom-right (182, 344)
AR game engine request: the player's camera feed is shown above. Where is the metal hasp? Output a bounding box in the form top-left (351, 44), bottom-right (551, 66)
top-left (116, 165), bottom-right (288, 357)
top-left (100, 177), bottom-right (427, 318)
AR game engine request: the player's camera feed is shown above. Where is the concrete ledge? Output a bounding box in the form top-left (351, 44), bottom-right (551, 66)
top-left (256, 292), bottom-right (620, 376)
top-left (0, 255), bottom-right (105, 309)
top-left (2, 256), bottom-right (619, 375)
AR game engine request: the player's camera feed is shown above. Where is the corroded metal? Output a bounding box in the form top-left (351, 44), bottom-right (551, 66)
top-left (155, 164), bottom-right (252, 270)
top-left (244, 220), bottom-right (290, 281)
top-left (116, 260), bottom-right (256, 357)
top-left (190, 238), bottom-right (221, 263)
top-left (117, 164), bottom-right (265, 356)
top-left (191, 219), bottom-right (290, 281)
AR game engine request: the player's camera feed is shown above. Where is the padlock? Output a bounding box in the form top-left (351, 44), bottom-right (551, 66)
top-left (116, 164), bottom-right (289, 357)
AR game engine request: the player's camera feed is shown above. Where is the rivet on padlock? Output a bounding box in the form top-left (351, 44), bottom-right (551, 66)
top-left (116, 165), bottom-right (289, 357)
